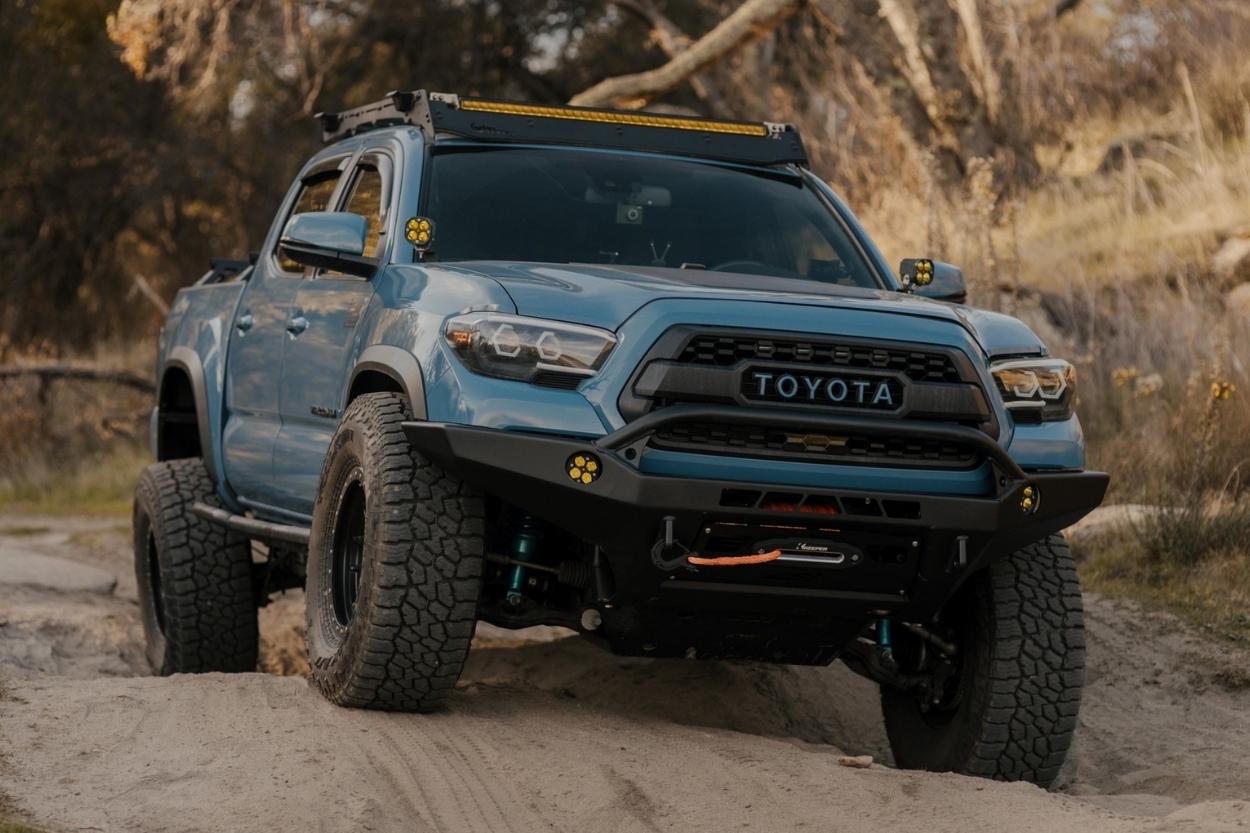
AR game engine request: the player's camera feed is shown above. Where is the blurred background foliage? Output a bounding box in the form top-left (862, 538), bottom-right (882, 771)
top-left (3, 0), bottom-right (1248, 349)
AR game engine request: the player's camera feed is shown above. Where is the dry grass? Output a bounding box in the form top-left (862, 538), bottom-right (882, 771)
top-left (0, 808), bottom-right (47, 833)
top-left (1082, 539), bottom-right (1250, 647)
top-left (856, 36), bottom-right (1250, 294)
top-left (0, 340), bottom-right (153, 518)
top-left (862, 125), bottom-right (1250, 294)
top-left (0, 442), bottom-right (149, 518)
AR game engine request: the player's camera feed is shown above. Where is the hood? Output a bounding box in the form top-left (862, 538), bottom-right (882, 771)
top-left (950, 307), bottom-right (1047, 358)
top-left (429, 261), bottom-right (1046, 356)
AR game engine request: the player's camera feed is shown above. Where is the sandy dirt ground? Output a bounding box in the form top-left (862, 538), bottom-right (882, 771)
top-left (2, 514), bottom-right (1249, 833)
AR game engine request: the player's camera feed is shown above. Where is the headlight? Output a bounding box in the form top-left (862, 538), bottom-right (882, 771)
top-left (990, 358), bottom-right (1076, 422)
top-left (444, 312), bottom-right (617, 386)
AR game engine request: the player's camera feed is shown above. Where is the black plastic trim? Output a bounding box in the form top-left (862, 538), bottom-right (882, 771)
top-left (162, 348), bottom-right (216, 484)
top-left (601, 404), bottom-right (1023, 480)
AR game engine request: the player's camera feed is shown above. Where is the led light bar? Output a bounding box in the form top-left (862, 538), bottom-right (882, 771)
top-left (458, 98), bottom-right (769, 137)
top-left (319, 90), bottom-right (809, 166)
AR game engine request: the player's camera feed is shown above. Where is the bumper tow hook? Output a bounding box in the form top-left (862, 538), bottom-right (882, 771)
top-left (651, 515), bottom-right (691, 570)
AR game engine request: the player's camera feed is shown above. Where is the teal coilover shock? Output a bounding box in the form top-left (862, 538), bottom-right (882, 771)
top-left (506, 515), bottom-right (543, 606)
top-left (877, 616), bottom-right (894, 663)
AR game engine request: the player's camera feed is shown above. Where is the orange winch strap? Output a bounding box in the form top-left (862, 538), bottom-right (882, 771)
top-left (687, 550), bottom-right (782, 567)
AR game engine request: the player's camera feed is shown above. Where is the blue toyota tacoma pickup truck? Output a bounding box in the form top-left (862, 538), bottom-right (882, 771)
top-left (134, 91), bottom-right (1107, 785)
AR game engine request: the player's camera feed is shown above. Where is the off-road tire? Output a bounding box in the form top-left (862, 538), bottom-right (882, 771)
top-left (881, 534), bottom-right (1084, 786)
top-left (305, 392), bottom-right (485, 712)
top-left (133, 458), bottom-right (258, 674)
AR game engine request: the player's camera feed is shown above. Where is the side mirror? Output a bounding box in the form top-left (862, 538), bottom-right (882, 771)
top-left (899, 258), bottom-right (967, 304)
top-left (279, 211), bottom-right (376, 278)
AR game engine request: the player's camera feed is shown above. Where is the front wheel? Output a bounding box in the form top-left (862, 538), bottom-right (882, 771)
top-left (305, 392), bottom-right (486, 712)
top-left (880, 534), bottom-right (1085, 786)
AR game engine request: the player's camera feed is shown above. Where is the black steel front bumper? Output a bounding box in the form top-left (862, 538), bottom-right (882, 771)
top-left (402, 405), bottom-right (1108, 622)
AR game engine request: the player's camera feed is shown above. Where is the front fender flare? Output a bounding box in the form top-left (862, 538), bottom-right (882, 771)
top-left (347, 345), bottom-right (428, 420)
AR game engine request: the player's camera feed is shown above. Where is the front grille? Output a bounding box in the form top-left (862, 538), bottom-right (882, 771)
top-left (652, 421), bottom-right (981, 469)
top-left (678, 334), bottom-right (962, 384)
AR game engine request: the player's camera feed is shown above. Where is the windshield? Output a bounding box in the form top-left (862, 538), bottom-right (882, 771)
top-left (425, 146), bottom-right (880, 288)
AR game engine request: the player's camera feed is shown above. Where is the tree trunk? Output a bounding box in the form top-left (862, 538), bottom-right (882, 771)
top-left (812, 0), bottom-right (1038, 190)
top-left (952, 0), bottom-right (1003, 127)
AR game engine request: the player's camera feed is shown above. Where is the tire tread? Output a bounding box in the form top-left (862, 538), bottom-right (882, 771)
top-left (308, 392), bottom-right (484, 712)
top-left (133, 458), bottom-right (257, 673)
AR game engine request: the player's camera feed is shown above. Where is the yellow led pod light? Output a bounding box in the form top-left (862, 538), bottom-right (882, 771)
top-left (458, 98), bottom-right (769, 137)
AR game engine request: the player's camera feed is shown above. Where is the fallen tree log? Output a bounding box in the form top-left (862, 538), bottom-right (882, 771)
top-left (0, 363), bottom-right (155, 395)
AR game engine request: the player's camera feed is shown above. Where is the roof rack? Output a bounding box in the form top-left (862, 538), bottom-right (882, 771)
top-left (315, 90), bottom-right (808, 167)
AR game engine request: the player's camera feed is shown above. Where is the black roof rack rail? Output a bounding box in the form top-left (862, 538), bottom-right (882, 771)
top-left (315, 90), bottom-right (808, 167)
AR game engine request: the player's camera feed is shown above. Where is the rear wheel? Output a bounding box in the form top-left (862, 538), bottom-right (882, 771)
top-left (880, 534), bottom-right (1084, 786)
top-left (133, 459), bottom-right (258, 674)
top-left (305, 392), bottom-right (486, 711)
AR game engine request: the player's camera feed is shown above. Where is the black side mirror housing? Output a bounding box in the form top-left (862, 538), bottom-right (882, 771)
top-left (899, 258), bottom-right (967, 304)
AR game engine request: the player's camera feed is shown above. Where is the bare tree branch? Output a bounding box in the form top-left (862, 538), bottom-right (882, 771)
top-left (129, 273), bottom-right (171, 316)
top-left (570, 0), bottom-right (800, 110)
top-left (0, 363), bottom-right (155, 394)
top-left (612, 0), bottom-right (728, 115)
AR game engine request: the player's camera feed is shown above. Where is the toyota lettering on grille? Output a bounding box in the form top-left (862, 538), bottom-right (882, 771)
top-left (743, 368), bottom-right (905, 410)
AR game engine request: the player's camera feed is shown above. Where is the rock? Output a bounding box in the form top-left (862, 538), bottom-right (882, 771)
top-left (837, 755), bottom-right (873, 769)
top-left (0, 550), bottom-right (117, 595)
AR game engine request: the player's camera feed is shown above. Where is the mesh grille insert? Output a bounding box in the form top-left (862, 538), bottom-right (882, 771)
top-left (653, 421), bottom-right (980, 469)
top-left (677, 334), bottom-right (962, 383)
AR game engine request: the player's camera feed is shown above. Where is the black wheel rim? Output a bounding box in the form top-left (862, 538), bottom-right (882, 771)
top-left (330, 481), bottom-right (366, 628)
top-left (146, 531), bottom-right (166, 634)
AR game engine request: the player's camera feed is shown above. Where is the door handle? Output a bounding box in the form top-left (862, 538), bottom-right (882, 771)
top-left (285, 315), bottom-right (309, 336)
top-left (235, 313), bottom-right (254, 333)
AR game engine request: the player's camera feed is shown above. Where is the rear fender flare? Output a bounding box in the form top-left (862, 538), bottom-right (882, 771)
top-left (162, 346), bottom-right (217, 483)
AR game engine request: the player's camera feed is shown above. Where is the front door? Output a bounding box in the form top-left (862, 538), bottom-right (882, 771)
top-left (271, 154), bottom-right (390, 514)
top-left (221, 162), bottom-right (347, 510)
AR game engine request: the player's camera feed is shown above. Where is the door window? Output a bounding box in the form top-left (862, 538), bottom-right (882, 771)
top-left (343, 165), bottom-right (384, 258)
top-left (277, 171), bottom-right (341, 272)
